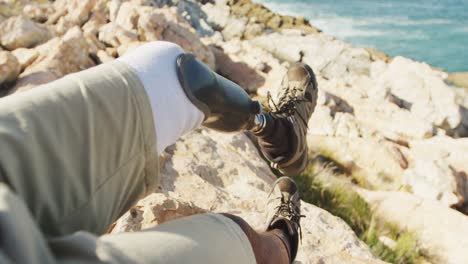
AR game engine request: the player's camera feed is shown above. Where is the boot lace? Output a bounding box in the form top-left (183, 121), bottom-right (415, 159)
top-left (269, 194), bottom-right (306, 242)
top-left (267, 84), bottom-right (309, 128)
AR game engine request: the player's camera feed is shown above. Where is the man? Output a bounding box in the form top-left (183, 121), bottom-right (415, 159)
top-left (0, 41), bottom-right (318, 263)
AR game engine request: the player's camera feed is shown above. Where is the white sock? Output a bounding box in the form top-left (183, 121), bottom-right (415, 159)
top-left (118, 41), bottom-right (205, 154)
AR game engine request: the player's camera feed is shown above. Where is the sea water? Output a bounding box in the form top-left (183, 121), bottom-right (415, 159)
top-left (254, 0), bottom-right (468, 72)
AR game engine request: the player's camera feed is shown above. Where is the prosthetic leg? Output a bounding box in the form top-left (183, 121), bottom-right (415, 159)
top-left (176, 53), bottom-right (318, 176)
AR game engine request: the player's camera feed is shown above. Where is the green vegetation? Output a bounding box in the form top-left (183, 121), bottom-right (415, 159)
top-left (294, 160), bottom-right (424, 264)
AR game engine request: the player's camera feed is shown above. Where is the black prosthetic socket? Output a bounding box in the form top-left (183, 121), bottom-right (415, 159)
top-left (176, 53), bottom-right (261, 132)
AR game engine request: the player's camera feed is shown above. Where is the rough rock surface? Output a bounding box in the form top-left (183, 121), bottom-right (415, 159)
top-left (1, 0), bottom-right (467, 263)
top-left (358, 189), bottom-right (468, 264)
top-left (0, 51), bottom-right (20, 85)
top-left (12, 26), bottom-right (95, 93)
top-left (113, 129), bottom-right (385, 264)
top-left (0, 15), bottom-right (52, 50)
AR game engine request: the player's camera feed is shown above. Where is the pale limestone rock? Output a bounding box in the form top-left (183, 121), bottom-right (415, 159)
top-left (137, 7), bottom-right (215, 69)
top-left (96, 50), bottom-right (115, 64)
top-left (114, 1), bottom-right (140, 31)
top-left (84, 31), bottom-right (106, 55)
top-left (211, 46), bottom-right (265, 92)
top-left (113, 129), bottom-right (384, 264)
top-left (244, 22), bottom-right (265, 39)
top-left (98, 23), bottom-right (139, 48)
top-left (222, 16), bottom-right (247, 40)
top-left (0, 51), bottom-right (20, 85)
top-left (23, 3), bottom-right (55, 22)
top-left (0, 16), bottom-right (53, 50)
top-left (117, 41), bottom-right (145, 57)
top-left (82, 11), bottom-right (108, 35)
top-left (12, 27), bottom-right (94, 93)
top-left (108, 0), bottom-right (122, 22)
top-left (406, 136), bottom-right (468, 208)
top-left (201, 2), bottom-right (230, 29)
top-left (105, 47), bottom-right (118, 58)
top-left (214, 39), bottom-right (285, 94)
top-left (358, 189), bottom-right (468, 264)
top-left (404, 159), bottom-right (464, 207)
top-left (378, 57), bottom-right (461, 131)
top-left (53, 0), bottom-right (97, 34)
top-left (176, 0), bottom-right (215, 37)
top-left (11, 48), bottom-right (39, 70)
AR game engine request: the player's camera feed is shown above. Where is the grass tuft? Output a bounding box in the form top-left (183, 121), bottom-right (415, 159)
top-left (294, 159), bottom-right (424, 264)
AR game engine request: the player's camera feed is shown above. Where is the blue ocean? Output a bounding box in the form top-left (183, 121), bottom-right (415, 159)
top-left (254, 0), bottom-right (468, 72)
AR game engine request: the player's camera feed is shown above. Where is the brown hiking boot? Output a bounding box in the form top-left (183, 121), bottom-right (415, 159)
top-left (265, 176), bottom-right (304, 262)
top-left (255, 63), bottom-right (318, 175)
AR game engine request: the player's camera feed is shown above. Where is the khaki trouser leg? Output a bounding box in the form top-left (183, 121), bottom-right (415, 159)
top-left (0, 60), bottom-right (159, 237)
top-left (0, 60), bottom-right (256, 263)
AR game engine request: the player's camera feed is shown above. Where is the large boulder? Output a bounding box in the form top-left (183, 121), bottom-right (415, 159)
top-left (0, 16), bottom-right (53, 50)
top-left (113, 129), bottom-right (385, 264)
top-left (358, 189), bottom-right (468, 264)
top-left (376, 57), bottom-right (461, 131)
top-left (0, 51), bottom-right (20, 86)
top-left (405, 136), bottom-right (468, 209)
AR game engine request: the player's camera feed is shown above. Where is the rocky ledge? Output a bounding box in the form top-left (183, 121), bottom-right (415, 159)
top-left (1, 0), bottom-right (467, 263)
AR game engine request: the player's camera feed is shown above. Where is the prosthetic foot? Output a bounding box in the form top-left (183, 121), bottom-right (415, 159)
top-left (265, 176), bottom-right (304, 263)
top-left (176, 53), bottom-right (263, 132)
top-left (255, 63), bottom-right (318, 175)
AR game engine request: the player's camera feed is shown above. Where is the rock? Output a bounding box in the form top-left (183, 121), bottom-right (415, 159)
top-left (201, 2), bottom-right (230, 29)
top-left (222, 16), bottom-right (247, 40)
top-left (114, 1), bottom-right (140, 31)
top-left (11, 48), bottom-right (39, 70)
top-left (213, 39), bottom-right (286, 94)
top-left (0, 51), bottom-right (20, 85)
top-left (117, 41), bottom-right (145, 57)
top-left (405, 136), bottom-right (468, 209)
top-left (243, 22), bottom-right (264, 39)
top-left (98, 23), bottom-right (139, 48)
top-left (377, 57), bottom-right (461, 131)
top-left (108, 0), bottom-right (122, 22)
top-left (137, 7), bottom-right (215, 69)
top-left (0, 16), bottom-right (53, 50)
top-left (22, 3), bottom-right (55, 23)
top-left (176, 0), bottom-right (215, 37)
top-left (53, 0), bottom-right (97, 34)
top-left (364, 47), bottom-right (391, 63)
top-left (11, 26), bottom-right (95, 93)
top-left (227, 0), bottom-right (320, 34)
top-left (84, 31), bottom-right (106, 56)
top-left (447, 72), bottom-right (468, 89)
top-left (357, 189), bottom-right (468, 264)
top-left (96, 50), bottom-right (116, 64)
top-left (82, 11), bottom-right (108, 35)
top-left (113, 129), bottom-right (384, 264)
top-left (404, 159), bottom-right (464, 207)
top-left (211, 46), bottom-right (264, 92)
top-left (250, 31), bottom-right (348, 77)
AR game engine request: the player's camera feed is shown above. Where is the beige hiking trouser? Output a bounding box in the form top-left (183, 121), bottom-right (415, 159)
top-left (0, 61), bottom-right (256, 263)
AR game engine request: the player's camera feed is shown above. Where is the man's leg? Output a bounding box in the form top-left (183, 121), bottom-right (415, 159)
top-left (0, 47), bottom-right (161, 237)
